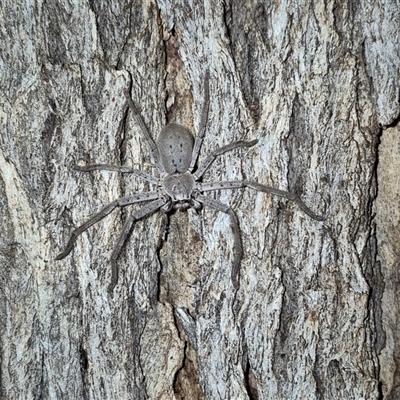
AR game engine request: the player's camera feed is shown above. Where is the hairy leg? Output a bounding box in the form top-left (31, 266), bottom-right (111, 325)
top-left (193, 140), bottom-right (258, 180)
top-left (200, 180), bottom-right (324, 221)
top-left (190, 70), bottom-right (210, 171)
top-left (108, 197), bottom-right (168, 294)
top-left (56, 192), bottom-right (160, 260)
top-left (124, 89), bottom-right (165, 174)
top-left (195, 193), bottom-right (243, 289)
top-left (75, 164), bottom-right (160, 185)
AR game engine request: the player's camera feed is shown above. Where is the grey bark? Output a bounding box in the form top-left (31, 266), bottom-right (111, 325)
top-left (1, 0), bottom-right (399, 399)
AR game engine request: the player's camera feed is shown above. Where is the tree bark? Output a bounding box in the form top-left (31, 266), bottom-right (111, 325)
top-left (1, 0), bottom-right (399, 399)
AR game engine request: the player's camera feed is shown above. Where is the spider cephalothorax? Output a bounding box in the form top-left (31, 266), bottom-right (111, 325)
top-left (162, 174), bottom-right (200, 210)
top-left (56, 71), bottom-right (323, 292)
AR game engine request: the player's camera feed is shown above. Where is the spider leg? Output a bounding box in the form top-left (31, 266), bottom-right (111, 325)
top-left (56, 191), bottom-right (161, 260)
top-left (193, 140), bottom-right (258, 180)
top-left (190, 70), bottom-right (210, 171)
top-left (124, 89), bottom-right (165, 174)
top-left (195, 193), bottom-right (243, 289)
top-left (201, 180), bottom-right (324, 221)
top-left (108, 197), bottom-right (168, 294)
top-left (74, 164), bottom-right (160, 185)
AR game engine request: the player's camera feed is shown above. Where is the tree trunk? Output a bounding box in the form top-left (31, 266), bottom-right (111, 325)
top-left (1, 1), bottom-right (399, 399)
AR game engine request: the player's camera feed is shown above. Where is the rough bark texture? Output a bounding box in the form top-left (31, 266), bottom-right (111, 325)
top-left (1, 1), bottom-right (399, 399)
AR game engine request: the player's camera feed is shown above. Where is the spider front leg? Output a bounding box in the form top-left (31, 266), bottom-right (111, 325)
top-left (56, 192), bottom-right (161, 260)
top-left (201, 180), bottom-right (324, 221)
top-left (107, 196), bottom-right (168, 294)
top-left (195, 193), bottom-right (243, 289)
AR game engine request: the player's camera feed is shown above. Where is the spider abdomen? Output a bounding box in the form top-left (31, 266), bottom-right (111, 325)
top-left (157, 123), bottom-right (194, 174)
